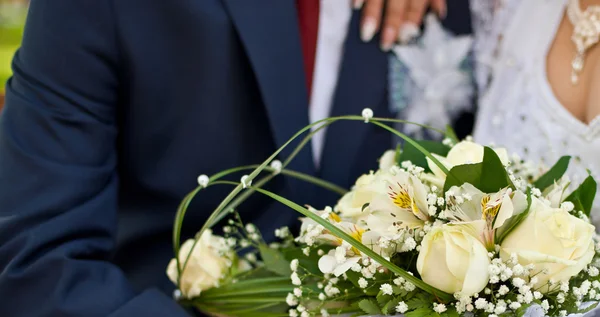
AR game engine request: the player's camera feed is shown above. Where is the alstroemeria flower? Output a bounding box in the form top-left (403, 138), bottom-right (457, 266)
top-left (317, 222), bottom-right (366, 276)
top-left (444, 183), bottom-right (528, 250)
top-left (367, 169), bottom-right (431, 233)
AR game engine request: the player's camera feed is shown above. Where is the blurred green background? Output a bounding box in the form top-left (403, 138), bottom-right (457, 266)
top-left (0, 0), bottom-right (28, 94)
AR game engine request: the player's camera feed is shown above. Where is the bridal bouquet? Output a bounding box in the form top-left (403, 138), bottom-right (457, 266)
top-left (167, 111), bottom-right (600, 317)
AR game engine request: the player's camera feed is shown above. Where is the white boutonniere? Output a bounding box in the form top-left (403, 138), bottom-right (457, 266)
top-left (391, 14), bottom-right (474, 137)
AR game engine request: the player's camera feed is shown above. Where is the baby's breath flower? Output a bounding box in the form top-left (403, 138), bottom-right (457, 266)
top-left (288, 309), bottom-right (298, 317)
top-left (560, 281), bottom-right (569, 293)
top-left (433, 303), bottom-right (447, 313)
top-left (559, 310), bottom-right (568, 317)
top-left (474, 298), bottom-right (487, 310)
top-left (297, 305), bottom-right (306, 312)
top-left (557, 292), bottom-right (566, 303)
top-left (512, 278), bottom-right (526, 288)
top-left (512, 264), bottom-right (524, 276)
top-left (494, 300), bottom-right (507, 314)
top-left (317, 249), bottom-right (324, 256)
top-left (245, 253), bottom-right (257, 262)
top-left (302, 247), bottom-right (310, 256)
top-left (523, 291), bottom-right (533, 304)
top-left (324, 284), bottom-right (340, 297)
top-left (300, 311), bottom-right (309, 317)
top-left (404, 282), bottom-right (416, 292)
top-left (293, 288), bottom-right (302, 297)
top-left (286, 293), bottom-right (298, 306)
top-left (396, 301), bottom-right (409, 313)
top-left (498, 285), bottom-right (510, 296)
top-left (509, 302), bottom-right (521, 310)
top-left (350, 263), bottom-right (361, 272)
top-left (275, 226), bottom-right (290, 238)
top-left (437, 197), bottom-right (445, 206)
top-left (541, 300), bottom-right (550, 312)
top-left (589, 266), bottom-right (599, 277)
top-left (500, 268), bottom-right (513, 281)
top-left (358, 278), bottom-right (368, 289)
top-left (394, 277), bottom-right (405, 286)
top-left (484, 288), bottom-right (491, 295)
top-left (291, 272), bottom-right (301, 286)
top-left (380, 284), bottom-right (393, 295)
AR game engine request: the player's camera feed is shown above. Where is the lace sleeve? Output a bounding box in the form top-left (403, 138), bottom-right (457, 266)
top-left (470, 0), bottom-right (522, 94)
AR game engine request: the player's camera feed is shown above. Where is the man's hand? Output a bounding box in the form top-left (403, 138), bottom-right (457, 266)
top-left (355, 0), bottom-right (446, 50)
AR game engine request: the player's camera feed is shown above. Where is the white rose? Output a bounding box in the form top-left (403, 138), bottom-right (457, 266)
top-left (425, 141), bottom-right (509, 187)
top-left (379, 150), bottom-right (397, 171)
top-left (335, 172), bottom-right (386, 219)
top-left (167, 230), bottom-right (231, 298)
top-left (417, 224), bottom-right (490, 295)
top-left (500, 198), bottom-right (595, 292)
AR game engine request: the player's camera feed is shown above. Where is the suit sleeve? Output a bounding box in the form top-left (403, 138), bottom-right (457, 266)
top-left (0, 1), bottom-right (190, 316)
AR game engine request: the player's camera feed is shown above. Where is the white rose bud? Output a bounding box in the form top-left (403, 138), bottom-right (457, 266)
top-left (166, 230), bottom-right (230, 298)
top-left (500, 198), bottom-right (595, 293)
top-left (378, 150), bottom-right (397, 171)
top-left (425, 141), bottom-right (509, 188)
top-left (417, 224), bottom-right (490, 295)
top-left (334, 172), bottom-right (384, 219)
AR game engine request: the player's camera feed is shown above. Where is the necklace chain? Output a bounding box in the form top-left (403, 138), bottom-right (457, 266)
top-left (567, 0), bottom-right (600, 84)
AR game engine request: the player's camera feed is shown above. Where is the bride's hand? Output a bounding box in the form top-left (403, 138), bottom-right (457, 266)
top-left (356, 0), bottom-right (446, 51)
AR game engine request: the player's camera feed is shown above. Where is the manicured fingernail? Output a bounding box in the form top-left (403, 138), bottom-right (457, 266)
top-left (353, 0), bottom-right (365, 9)
top-left (380, 27), bottom-right (395, 51)
top-left (398, 23), bottom-right (420, 44)
top-left (361, 17), bottom-right (377, 42)
top-left (438, 2), bottom-right (447, 19)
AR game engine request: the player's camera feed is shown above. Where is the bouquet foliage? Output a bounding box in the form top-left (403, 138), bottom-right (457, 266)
top-left (167, 112), bottom-right (600, 317)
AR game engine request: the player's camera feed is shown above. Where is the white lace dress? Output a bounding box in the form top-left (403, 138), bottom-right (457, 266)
top-left (471, 0), bottom-right (600, 220)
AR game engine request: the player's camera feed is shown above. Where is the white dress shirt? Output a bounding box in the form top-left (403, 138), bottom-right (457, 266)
top-left (309, 0), bottom-right (353, 167)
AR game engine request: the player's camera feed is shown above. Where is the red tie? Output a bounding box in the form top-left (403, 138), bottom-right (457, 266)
top-left (296, 0), bottom-right (320, 99)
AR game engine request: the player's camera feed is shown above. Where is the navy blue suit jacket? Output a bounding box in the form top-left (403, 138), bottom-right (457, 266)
top-left (0, 1), bottom-right (471, 316)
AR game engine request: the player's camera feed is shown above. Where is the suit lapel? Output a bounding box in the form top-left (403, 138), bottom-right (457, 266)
top-left (222, 0), bottom-right (318, 202)
top-left (319, 10), bottom-right (392, 187)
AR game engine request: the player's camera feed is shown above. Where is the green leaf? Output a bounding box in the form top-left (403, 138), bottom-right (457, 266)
top-left (259, 244), bottom-right (292, 276)
top-left (406, 307), bottom-right (435, 317)
top-left (533, 156), bottom-right (571, 191)
top-left (565, 174), bottom-right (597, 218)
top-left (383, 297), bottom-right (403, 315)
top-left (496, 188), bottom-right (533, 244)
top-left (442, 306), bottom-right (459, 317)
top-left (397, 140), bottom-right (450, 172)
top-left (445, 125), bottom-right (459, 144)
top-left (443, 146), bottom-right (513, 193)
top-left (358, 299), bottom-right (382, 315)
top-left (377, 292), bottom-right (393, 306)
top-left (406, 293), bottom-right (434, 309)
